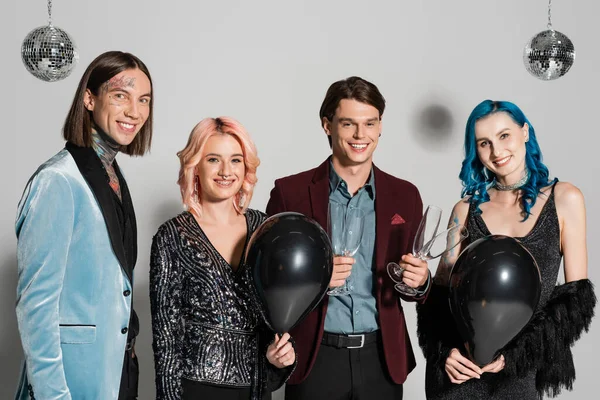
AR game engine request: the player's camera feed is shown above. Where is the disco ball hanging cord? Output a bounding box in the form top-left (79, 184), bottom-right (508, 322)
top-left (523, 0), bottom-right (575, 81)
top-left (21, 0), bottom-right (79, 82)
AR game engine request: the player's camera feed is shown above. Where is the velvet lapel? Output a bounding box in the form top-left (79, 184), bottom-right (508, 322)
top-left (65, 142), bottom-right (132, 282)
top-left (308, 160), bottom-right (330, 231)
top-left (373, 165), bottom-right (393, 273)
top-left (113, 160), bottom-right (138, 272)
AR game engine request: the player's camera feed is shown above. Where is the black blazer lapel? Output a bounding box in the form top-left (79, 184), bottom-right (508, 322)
top-left (113, 160), bottom-right (137, 275)
top-left (65, 142), bottom-right (131, 282)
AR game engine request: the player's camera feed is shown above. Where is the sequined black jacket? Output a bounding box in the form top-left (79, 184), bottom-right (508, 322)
top-left (150, 209), bottom-right (293, 399)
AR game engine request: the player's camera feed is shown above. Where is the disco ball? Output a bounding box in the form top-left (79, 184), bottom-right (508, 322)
top-left (523, 29), bottom-right (575, 81)
top-left (21, 25), bottom-right (79, 82)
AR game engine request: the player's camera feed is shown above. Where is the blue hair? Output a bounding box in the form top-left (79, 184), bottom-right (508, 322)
top-left (459, 100), bottom-right (557, 220)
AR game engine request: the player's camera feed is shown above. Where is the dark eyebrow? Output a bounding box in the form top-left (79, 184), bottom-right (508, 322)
top-left (338, 117), bottom-right (379, 123)
top-left (108, 87), bottom-right (152, 98)
top-left (476, 128), bottom-right (510, 142)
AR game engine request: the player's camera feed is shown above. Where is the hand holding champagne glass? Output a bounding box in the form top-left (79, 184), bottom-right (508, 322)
top-left (387, 205), bottom-right (468, 296)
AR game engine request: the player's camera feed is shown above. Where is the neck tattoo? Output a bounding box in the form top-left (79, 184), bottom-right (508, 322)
top-left (494, 169), bottom-right (529, 191)
top-left (91, 128), bottom-right (122, 200)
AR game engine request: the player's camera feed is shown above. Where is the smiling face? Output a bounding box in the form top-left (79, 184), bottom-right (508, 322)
top-left (84, 68), bottom-right (152, 146)
top-left (474, 112), bottom-right (529, 184)
top-left (323, 99), bottom-right (382, 167)
top-left (196, 134), bottom-right (246, 204)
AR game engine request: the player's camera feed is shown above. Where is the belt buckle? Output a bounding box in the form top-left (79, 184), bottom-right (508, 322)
top-left (347, 334), bottom-right (365, 349)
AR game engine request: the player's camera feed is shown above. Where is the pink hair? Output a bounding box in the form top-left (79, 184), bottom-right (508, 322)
top-left (177, 117), bottom-right (260, 216)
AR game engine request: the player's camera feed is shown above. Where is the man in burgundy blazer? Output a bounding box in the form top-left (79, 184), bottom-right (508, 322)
top-left (266, 77), bottom-right (431, 399)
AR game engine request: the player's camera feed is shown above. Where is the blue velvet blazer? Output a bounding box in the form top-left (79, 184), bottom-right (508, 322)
top-left (14, 144), bottom-right (136, 400)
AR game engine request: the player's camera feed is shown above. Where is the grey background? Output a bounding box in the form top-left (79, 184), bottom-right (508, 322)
top-left (3, 0), bottom-right (598, 398)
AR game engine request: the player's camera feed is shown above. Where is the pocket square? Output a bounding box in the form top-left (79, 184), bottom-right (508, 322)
top-left (391, 214), bottom-right (405, 225)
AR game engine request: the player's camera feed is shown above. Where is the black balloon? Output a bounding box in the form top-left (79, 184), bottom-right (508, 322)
top-left (449, 235), bottom-right (541, 366)
top-left (246, 212), bottom-right (333, 334)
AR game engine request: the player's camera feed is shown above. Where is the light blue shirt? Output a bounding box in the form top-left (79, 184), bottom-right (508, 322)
top-left (324, 162), bottom-right (379, 334)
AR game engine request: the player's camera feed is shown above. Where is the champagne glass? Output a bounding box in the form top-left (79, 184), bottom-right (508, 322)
top-left (412, 206), bottom-right (443, 257)
top-left (327, 203), bottom-right (364, 296)
top-left (328, 202), bottom-right (346, 257)
top-left (387, 206), bottom-right (468, 296)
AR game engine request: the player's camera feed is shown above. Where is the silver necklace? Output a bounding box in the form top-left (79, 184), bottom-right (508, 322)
top-left (494, 170), bottom-right (529, 191)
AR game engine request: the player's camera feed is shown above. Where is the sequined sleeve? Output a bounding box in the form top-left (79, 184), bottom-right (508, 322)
top-left (258, 323), bottom-right (297, 392)
top-left (150, 224), bottom-right (184, 400)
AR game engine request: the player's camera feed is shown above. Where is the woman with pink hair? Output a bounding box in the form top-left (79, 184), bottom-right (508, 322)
top-left (150, 117), bottom-right (296, 400)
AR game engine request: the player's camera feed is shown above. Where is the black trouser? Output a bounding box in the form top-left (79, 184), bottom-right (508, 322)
top-left (118, 347), bottom-right (139, 400)
top-left (182, 379), bottom-right (255, 400)
top-left (285, 331), bottom-right (403, 400)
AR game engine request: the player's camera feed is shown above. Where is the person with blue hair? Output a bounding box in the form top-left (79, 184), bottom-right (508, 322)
top-left (417, 100), bottom-right (596, 399)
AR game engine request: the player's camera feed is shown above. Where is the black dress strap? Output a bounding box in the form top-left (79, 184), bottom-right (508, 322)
top-left (550, 179), bottom-right (559, 195)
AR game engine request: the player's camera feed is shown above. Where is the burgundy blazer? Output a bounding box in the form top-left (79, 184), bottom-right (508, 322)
top-left (266, 159), bottom-right (427, 385)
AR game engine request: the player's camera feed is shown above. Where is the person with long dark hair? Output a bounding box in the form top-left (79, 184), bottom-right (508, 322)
top-left (15, 51), bottom-right (153, 399)
top-left (418, 100), bottom-right (596, 399)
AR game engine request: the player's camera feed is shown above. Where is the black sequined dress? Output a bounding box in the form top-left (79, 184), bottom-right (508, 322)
top-left (425, 187), bottom-right (562, 400)
top-left (150, 209), bottom-right (292, 400)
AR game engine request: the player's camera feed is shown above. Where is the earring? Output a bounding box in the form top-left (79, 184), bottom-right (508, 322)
top-left (194, 177), bottom-right (199, 202)
top-left (238, 192), bottom-right (246, 208)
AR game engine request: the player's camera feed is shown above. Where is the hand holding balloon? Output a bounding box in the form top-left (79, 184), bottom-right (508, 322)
top-left (330, 256), bottom-right (354, 288)
top-left (481, 354), bottom-right (505, 374)
top-left (449, 235), bottom-right (541, 366)
top-left (266, 333), bottom-right (296, 369)
top-left (445, 349), bottom-right (505, 384)
top-left (445, 348), bottom-right (482, 384)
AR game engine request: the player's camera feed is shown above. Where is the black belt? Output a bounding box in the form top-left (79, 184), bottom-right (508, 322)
top-left (321, 331), bottom-right (379, 349)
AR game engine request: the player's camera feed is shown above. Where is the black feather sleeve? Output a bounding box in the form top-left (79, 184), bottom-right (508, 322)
top-left (502, 279), bottom-right (596, 397)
